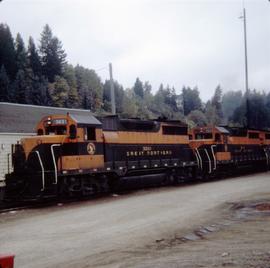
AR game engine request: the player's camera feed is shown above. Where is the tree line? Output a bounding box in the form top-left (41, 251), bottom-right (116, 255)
top-left (0, 23), bottom-right (269, 129)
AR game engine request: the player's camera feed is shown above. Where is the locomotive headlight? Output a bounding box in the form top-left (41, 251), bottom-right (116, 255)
top-left (47, 117), bottom-right (52, 125)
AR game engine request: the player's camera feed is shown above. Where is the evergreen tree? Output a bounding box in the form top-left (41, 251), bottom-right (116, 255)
top-left (205, 100), bottom-right (220, 125)
top-left (49, 36), bottom-right (67, 79)
top-left (133, 77), bottom-right (144, 98)
top-left (31, 76), bottom-right (51, 106)
top-left (0, 23), bottom-right (17, 79)
top-left (149, 84), bottom-right (181, 119)
top-left (266, 92), bottom-right (270, 110)
top-left (247, 90), bottom-right (268, 129)
top-left (211, 85), bottom-right (223, 122)
top-left (67, 86), bottom-right (80, 108)
top-left (221, 90), bottom-right (243, 120)
top-left (164, 85), bottom-right (178, 112)
top-left (0, 65), bottom-right (10, 101)
top-left (63, 64), bottom-right (79, 108)
top-left (39, 24), bottom-right (53, 80)
top-left (28, 36), bottom-right (42, 76)
top-left (187, 110), bottom-right (208, 127)
top-left (143, 81), bottom-right (152, 97)
top-left (182, 86), bottom-right (202, 115)
top-left (74, 65), bottom-right (103, 111)
top-left (230, 90), bottom-right (269, 129)
top-left (74, 65), bottom-right (88, 108)
top-left (142, 81), bottom-right (156, 117)
top-left (15, 33), bottom-right (28, 71)
top-left (231, 100), bottom-right (248, 127)
top-left (12, 69), bottom-right (32, 104)
top-left (86, 69), bottom-right (103, 111)
top-left (49, 75), bottom-right (69, 107)
top-left (82, 92), bottom-right (88, 109)
top-left (39, 24), bottom-right (66, 82)
top-left (122, 89), bottom-right (139, 118)
top-left (63, 64), bottom-right (77, 89)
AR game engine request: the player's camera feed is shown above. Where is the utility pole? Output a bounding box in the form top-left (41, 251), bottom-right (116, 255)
top-left (109, 63), bottom-right (116, 115)
top-left (240, 7), bottom-right (250, 127)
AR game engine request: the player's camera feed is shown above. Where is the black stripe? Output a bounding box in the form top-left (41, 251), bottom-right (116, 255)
top-left (62, 142), bottom-right (104, 155)
top-left (104, 143), bottom-right (194, 162)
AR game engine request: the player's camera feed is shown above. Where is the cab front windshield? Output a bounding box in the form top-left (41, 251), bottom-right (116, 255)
top-left (44, 119), bottom-right (67, 135)
top-left (45, 125), bottom-right (67, 135)
top-left (195, 133), bottom-right (213, 140)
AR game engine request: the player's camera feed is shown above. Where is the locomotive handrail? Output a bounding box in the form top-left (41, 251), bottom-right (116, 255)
top-left (194, 150), bottom-right (200, 169)
top-left (195, 149), bottom-right (202, 170)
top-left (263, 148), bottom-right (269, 166)
top-left (211, 145), bottom-right (217, 170)
top-left (204, 149), bottom-right (212, 174)
top-left (35, 151), bottom-right (45, 191)
top-left (51, 144), bottom-right (61, 184)
top-left (7, 153), bottom-right (11, 174)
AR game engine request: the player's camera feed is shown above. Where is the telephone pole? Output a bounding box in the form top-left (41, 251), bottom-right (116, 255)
top-left (243, 8), bottom-right (249, 95)
top-left (109, 63), bottom-right (116, 115)
top-left (241, 7), bottom-right (250, 127)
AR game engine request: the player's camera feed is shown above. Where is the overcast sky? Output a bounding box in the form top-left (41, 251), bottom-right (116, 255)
top-left (0, 0), bottom-right (269, 100)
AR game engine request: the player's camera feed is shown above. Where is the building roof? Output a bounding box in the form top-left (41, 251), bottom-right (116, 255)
top-left (0, 102), bottom-right (94, 133)
top-left (215, 126), bottom-right (230, 134)
top-left (70, 113), bottom-right (101, 126)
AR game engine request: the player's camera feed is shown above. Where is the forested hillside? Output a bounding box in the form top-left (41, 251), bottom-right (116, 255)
top-left (0, 23), bottom-right (269, 129)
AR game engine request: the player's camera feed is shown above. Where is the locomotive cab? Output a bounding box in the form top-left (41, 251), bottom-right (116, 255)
top-left (35, 113), bottom-right (104, 182)
top-left (36, 114), bottom-right (79, 139)
top-left (189, 126), bottom-right (231, 176)
top-left (190, 126), bottom-right (229, 143)
top-left (5, 113), bottom-right (104, 199)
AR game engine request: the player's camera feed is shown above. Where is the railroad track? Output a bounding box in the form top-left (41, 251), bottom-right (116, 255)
top-left (0, 193), bottom-right (110, 214)
top-left (0, 198), bottom-right (58, 214)
top-left (0, 170), bottom-right (264, 214)
top-left (0, 206), bottom-right (31, 214)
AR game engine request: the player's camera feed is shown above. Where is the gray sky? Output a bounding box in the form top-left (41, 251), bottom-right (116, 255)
top-left (0, 0), bottom-right (269, 101)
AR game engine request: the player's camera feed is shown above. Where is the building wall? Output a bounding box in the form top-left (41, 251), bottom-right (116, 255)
top-left (0, 133), bottom-right (34, 187)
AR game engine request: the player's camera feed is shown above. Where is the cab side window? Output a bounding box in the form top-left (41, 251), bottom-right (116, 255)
top-left (69, 124), bottom-right (77, 139)
top-left (215, 133), bottom-right (221, 142)
top-left (249, 132), bottom-right (259, 139)
top-left (37, 129), bottom-right (44, 135)
top-left (85, 127), bottom-right (96, 140)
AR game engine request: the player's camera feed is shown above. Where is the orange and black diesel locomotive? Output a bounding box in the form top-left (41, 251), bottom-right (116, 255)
top-left (4, 113), bottom-right (196, 200)
top-left (3, 113), bottom-right (270, 201)
top-left (189, 126), bottom-right (270, 177)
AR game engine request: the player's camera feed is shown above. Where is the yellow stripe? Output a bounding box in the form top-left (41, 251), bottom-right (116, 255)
top-left (103, 131), bottom-right (188, 144)
top-left (60, 155), bottom-right (104, 170)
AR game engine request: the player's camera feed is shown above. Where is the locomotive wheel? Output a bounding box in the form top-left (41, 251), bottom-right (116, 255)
top-left (58, 176), bottom-right (80, 198)
top-left (58, 176), bottom-right (105, 198)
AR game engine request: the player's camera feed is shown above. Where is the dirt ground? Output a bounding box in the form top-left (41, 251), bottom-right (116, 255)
top-left (1, 173), bottom-right (270, 268)
top-left (110, 199), bottom-right (270, 268)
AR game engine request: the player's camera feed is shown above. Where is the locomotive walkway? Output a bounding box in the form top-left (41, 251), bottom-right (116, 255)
top-left (0, 173), bottom-right (270, 267)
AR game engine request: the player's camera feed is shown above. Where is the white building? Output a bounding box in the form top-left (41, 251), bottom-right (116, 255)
top-left (0, 102), bottom-right (93, 197)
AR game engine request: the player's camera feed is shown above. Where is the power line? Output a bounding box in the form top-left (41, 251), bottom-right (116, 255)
top-left (94, 66), bottom-right (108, 72)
